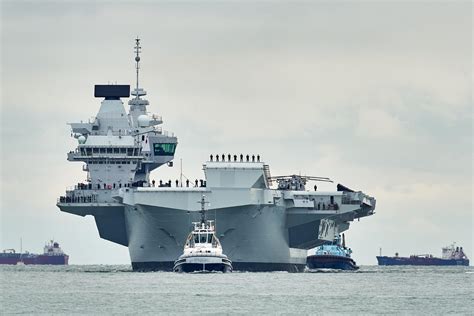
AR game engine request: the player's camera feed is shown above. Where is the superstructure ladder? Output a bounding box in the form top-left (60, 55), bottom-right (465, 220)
top-left (263, 164), bottom-right (273, 186)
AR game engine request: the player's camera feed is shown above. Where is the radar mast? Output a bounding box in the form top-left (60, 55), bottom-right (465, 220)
top-left (128, 37), bottom-right (150, 127)
top-left (130, 37), bottom-right (147, 99)
top-left (134, 37), bottom-right (141, 98)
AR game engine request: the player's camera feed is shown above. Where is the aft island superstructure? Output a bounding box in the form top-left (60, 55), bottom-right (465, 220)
top-left (57, 38), bottom-right (376, 271)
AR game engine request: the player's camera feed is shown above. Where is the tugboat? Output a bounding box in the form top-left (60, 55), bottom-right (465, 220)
top-left (377, 244), bottom-right (469, 266)
top-left (306, 234), bottom-right (359, 270)
top-left (173, 196), bottom-right (233, 273)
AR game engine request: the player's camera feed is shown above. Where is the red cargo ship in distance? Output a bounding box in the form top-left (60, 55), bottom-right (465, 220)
top-left (377, 244), bottom-right (469, 266)
top-left (0, 240), bottom-right (69, 265)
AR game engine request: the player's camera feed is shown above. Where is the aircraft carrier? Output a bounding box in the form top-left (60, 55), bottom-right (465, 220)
top-left (57, 38), bottom-right (376, 271)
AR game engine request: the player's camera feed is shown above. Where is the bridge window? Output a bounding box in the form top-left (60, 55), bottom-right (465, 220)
top-left (208, 234), bottom-right (215, 244)
top-left (153, 143), bottom-right (176, 156)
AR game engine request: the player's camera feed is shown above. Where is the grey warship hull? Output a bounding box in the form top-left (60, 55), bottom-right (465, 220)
top-left (59, 181), bottom-right (375, 272)
top-left (126, 203), bottom-right (304, 272)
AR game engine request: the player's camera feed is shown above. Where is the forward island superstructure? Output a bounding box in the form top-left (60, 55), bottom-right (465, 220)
top-left (57, 38), bottom-right (376, 271)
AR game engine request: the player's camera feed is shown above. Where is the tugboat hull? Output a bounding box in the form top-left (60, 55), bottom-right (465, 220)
top-left (307, 255), bottom-right (359, 270)
top-left (173, 256), bottom-right (232, 273)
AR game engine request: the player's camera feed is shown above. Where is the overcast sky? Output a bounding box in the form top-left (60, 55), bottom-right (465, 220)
top-left (1, 1), bottom-right (472, 265)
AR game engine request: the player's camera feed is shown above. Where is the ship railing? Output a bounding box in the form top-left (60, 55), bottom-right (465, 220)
top-left (68, 152), bottom-right (143, 159)
top-left (67, 183), bottom-right (95, 191)
top-left (58, 195), bottom-right (98, 204)
top-left (313, 202), bottom-right (339, 211)
top-left (341, 198), bottom-right (360, 205)
top-left (183, 251), bottom-right (222, 257)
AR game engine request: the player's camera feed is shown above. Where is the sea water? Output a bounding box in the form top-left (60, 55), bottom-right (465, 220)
top-left (1, 265), bottom-right (472, 314)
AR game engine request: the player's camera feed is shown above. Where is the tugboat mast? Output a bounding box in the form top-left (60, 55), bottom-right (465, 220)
top-left (199, 195), bottom-right (209, 224)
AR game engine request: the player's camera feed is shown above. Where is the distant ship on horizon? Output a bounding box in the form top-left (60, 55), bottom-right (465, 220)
top-left (377, 244), bottom-right (469, 266)
top-left (0, 240), bottom-right (69, 265)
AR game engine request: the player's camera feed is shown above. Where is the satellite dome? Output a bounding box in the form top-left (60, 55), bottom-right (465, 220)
top-left (78, 135), bottom-right (86, 144)
top-left (137, 115), bottom-right (150, 127)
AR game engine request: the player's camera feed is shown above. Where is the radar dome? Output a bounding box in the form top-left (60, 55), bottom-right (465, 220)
top-left (78, 135), bottom-right (86, 144)
top-left (137, 115), bottom-right (151, 127)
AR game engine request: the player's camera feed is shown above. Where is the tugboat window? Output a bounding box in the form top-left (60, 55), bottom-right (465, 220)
top-left (153, 143), bottom-right (176, 156)
top-left (200, 234), bottom-right (207, 243)
top-left (194, 234), bottom-right (199, 244)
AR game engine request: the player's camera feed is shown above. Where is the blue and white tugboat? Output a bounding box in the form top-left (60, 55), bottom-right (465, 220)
top-left (173, 196), bottom-right (233, 273)
top-left (306, 234), bottom-right (358, 270)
